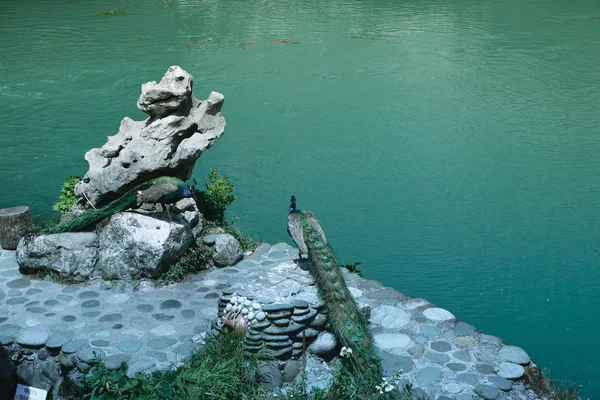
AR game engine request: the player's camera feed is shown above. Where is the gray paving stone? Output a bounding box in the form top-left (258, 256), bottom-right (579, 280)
top-left (7, 289), bottom-right (22, 296)
top-left (488, 375), bottom-right (512, 391)
top-left (456, 373), bottom-right (478, 386)
top-left (447, 362), bottom-right (467, 371)
top-left (160, 299), bottom-right (182, 310)
top-left (105, 354), bottom-right (131, 370)
top-left (475, 384), bottom-right (500, 400)
top-left (112, 324), bottom-right (123, 329)
top-left (62, 315), bottom-right (77, 322)
top-left (425, 352), bottom-right (451, 363)
top-left (7, 278), bottom-right (30, 289)
top-left (0, 317), bottom-right (7, 324)
top-left (25, 301), bottom-right (40, 307)
top-left (263, 303), bottom-right (294, 312)
top-left (431, 341), bottom-right (451, 352)
top-left (35, 281), bottom-right (53, 288)
top-left (196, 287), bottom-right (210, 293)
top-left (0, 335), bottom-right (13, 345)
top-left (456, 394), bottom-right (474, 400)
top-left (415, 336), bottom-right (427, 344)
top-left (78, 291), bottom-right (100, 299)
top-left (416, 366), bottom-right (442, 386)
top-left (181, 309), bottom-right (195, 319)
top-left (26, 307), bottom-right (47, 314)
top-left (16, 329), bottom-right (49, 346)
top-left (57, 294), bottom-right (73, 301)
top-left (204, 292), bottom-right (219, 299)
top-left (78, 347), bottom-right (105, 363)
top-left (420, 324), bottom-right (441, 339)
top-left (152, 313), bottom-right (175, 321)
top-left (62, 286), bottom-right (80, 293)
top-left (6, 297), bottom-right (28, 305)
top-left (119, 339), bottom-right (143, 352)
top-left (498, 345), bottom-right (530, 365)
top-left (136, 304), bottom-right (154, 312)
top-left (147, 351), bottom-right (168, 362)
top-left (82, 311), bottom-right (101, 318)
top-left (46, 331), bottom-right (74, 349)
top-left (453, 349), bottom-right (472, 362)
top-left (454, 322), bottom-right (477, 336)
top-left (0, 289), bottom-right (4, 300)
top-left (498, 362), bottom-right (525, 379)
top-left (81, 300), bottom-right (100, 308)
top-left (147, 338), bottom-right (177, 350)
top-left (0, 324), bottom-right (22, 336)
top-left (25, 288), bottom-right (43, 296)
top-left (91, 340), bottom-right (111, 347)
top-left (408, 344), bottom-right (425, 358)
top-left (99, 314), bottom-right (123, 322)
top-left (62, 339), bottom-right (88, 354)
top-left (43, 300), bottom-right (59, 306)
top-left (476, 364), bottom-right (495, 374)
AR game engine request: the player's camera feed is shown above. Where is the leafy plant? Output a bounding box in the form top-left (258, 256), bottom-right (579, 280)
top-left (341, 262), bottom-right (364, 278)
top-left (53, 176), bottom-right (81, 213)
top-left (196, 168), bottom-right (235, 223)
top-left (157, 245), bottom-right (213, 285)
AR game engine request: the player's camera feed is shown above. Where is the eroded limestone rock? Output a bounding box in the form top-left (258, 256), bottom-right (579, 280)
top-left (16, 233), bottom-right (99, 281)
top-left (97, 212), bottom-right (192, 280)
top-left (75, 66), bottom-right (226, 207)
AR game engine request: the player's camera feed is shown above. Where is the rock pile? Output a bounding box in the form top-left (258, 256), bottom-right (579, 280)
top-left (215, 289), bottom-right (334, 362)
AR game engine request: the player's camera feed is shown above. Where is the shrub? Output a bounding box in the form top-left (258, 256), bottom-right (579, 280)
top-left (157, 245), bottom-right (213, 285)
top-left (196, 168), bottom-right (235, 223)
top-left (52, 176), bottom-right (81, 213)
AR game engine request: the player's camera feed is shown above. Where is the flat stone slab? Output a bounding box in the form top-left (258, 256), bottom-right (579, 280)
top-left (370, 305), bottom-right (410, 329)
top-left (497, 362), bottom-right (525, 379)
top-left (15, 329), bottom-right (49, 346)
top-left (498, 345), bottom-right (530, 365)
top-left (374, 333), bottom-right (412, 350)
top-left (423, 307), bottom-right (455, 322)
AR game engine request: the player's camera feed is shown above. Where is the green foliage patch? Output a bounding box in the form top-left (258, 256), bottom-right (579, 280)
top-left (195, 168), bottom-right (235, 223)
top-left (52, 176), bottom-right (81, 213)
top-left (157, 244), bottom-right (213, 286)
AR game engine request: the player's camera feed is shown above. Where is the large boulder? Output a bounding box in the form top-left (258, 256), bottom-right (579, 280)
top-left (97, 212), bottom-right (192, 280)
top-left (74, 66), bottom-right (226, 207)
top-left (212, 234), bottom-right (243, 267)
top-left (16, 232), bottom-right (98, 281)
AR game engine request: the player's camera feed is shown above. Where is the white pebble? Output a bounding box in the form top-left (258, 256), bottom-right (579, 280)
top-left (244, 300), bottom-right (252, 307)
top-left (252, 302), bottom-right (261, 310)
top-left (247, 312), bottom-right (255, 320)
top-left (256, 312), bottom-right (266, 321)
top-left (225, 304), bottom-right (232, 311)
top-left (241, 308), bottom-right (249, 315)
top-left (231, 296), bottom-right (238, 304)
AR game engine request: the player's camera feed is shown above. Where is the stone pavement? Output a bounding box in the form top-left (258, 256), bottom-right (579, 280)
top-left (0, 243), bottom-right (542, 399)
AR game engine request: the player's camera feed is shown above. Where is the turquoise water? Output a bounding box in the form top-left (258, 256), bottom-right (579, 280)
top-left (1, 0), bottom-right (599, 395)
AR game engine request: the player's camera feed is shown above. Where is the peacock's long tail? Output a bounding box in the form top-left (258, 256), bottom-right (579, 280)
top-left (297, 211), bottom-right (382, 390)
top-left (39, 179), bottom-right (164, 234)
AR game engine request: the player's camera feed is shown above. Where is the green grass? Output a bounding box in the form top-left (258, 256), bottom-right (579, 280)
top-left (66, 331), bottom-right (416, 400)
top-left (524, 366), bottom-right (582, 400)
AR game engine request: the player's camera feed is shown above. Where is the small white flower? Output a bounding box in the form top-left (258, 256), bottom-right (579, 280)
top-left (340, 346), bottom-right (353, 357)
top-left (384, 384), bottom-right (394, 392)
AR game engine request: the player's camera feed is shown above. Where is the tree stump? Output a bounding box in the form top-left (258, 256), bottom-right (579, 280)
top-left (0, 206), bottom-right (34, 250)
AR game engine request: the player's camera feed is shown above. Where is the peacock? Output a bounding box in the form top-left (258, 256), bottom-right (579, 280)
top-left (40, 176), bottom-right (195, 234)
top-left (287, 196), bottom-right (382, 396)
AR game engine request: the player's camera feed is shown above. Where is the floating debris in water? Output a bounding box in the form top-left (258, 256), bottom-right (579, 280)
top-left (96, 9), bottom-right (126, 16)
top-left (270, 39), bottom-right (300, 45)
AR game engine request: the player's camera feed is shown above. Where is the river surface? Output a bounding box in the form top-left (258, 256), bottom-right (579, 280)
top-left (1, 0), bottom-right (599, 395)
